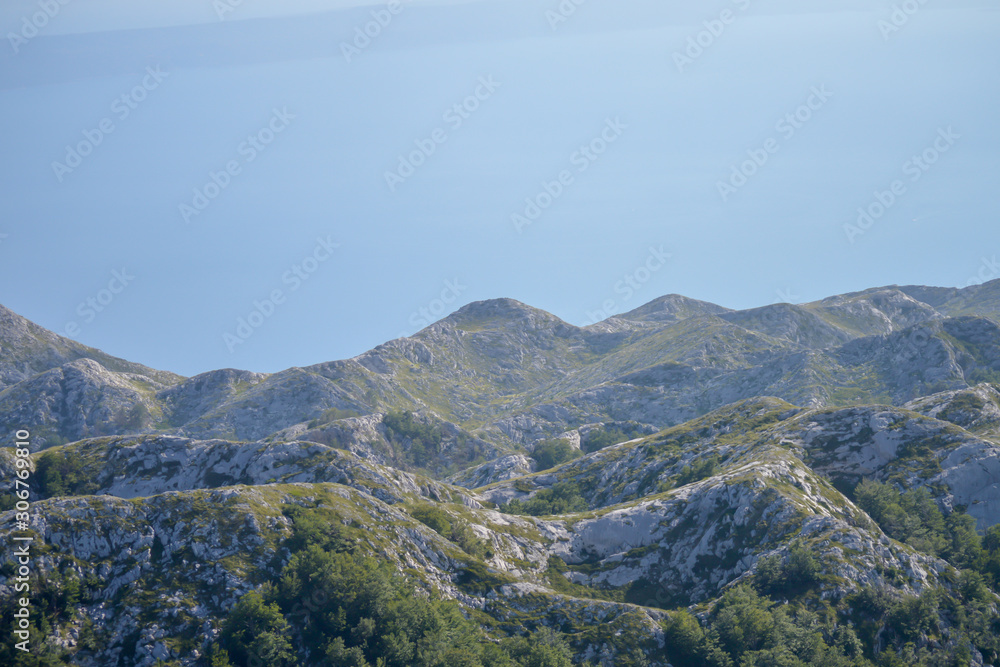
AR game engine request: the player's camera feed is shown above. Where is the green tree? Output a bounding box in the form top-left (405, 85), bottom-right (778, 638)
top-left (664, 611), bottom-right (707, 666)
top-left (220, 592), bottom-right (294, 666)
top-left (712, 586), bottom-right (775, 659)
top-left (383, 411), bottom-right (444, 469)
top-left (977, 525), bottom-right (1000, 587)
top-left (208, 645), bottom-right (233, 667)
top-left (754, 545), bottom-right (820, 598)
top-left (502, 628), bottom-right (574, 667)
top-left (944, 511), bottom-right (982, 569)
top-left (886, 590), bottom-right (939, 643)
top-left (854, 479), bottom-right (986, 574)
top-left (583, 428), bottom-right (630, 453)
top-left (283, 505), bottom-right (352, 554)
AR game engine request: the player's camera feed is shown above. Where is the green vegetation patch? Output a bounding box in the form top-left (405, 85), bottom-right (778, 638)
top-left (500, 481), bottom-right (588, 517)
top-left (530, 438), bottom-right (581, 471)
top-left (212, 501), bottom-right (572, 667)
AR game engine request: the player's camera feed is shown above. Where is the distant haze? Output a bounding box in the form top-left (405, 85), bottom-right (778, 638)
top-left (1, 0), bottom-right (998, 376)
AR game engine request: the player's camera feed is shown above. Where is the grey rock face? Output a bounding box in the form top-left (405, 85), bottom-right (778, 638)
top-left (0, 358), bottom-right (166, 448)
top-left (448, 454), bottom-right (534, 489)
top-left (37, 434), bottom-right (471, 506)
top-left (905, 383), bottom-right (1000, 437)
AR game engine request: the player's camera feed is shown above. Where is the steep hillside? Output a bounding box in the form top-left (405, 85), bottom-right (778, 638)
top-left (0, 304), bottom-right (181, 390)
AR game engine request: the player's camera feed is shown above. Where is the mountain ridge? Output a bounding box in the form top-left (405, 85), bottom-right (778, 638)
top-left (4, 280), bottom-right (1000, 666)
top-left (4, 280), bottom-right (1000, 451)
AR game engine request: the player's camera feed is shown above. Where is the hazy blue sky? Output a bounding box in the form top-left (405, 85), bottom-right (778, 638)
top-left (1, 0), bottom-right (998, 377)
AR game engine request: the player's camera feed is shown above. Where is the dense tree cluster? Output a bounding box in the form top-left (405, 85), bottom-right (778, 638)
top-left (753, 543), bottom-right (822, 597)
top-left (0, 567), bottom-right (95, 666)
top-left (664, 585), bottom-right (867, 667)
top-left (582, 428), bottom-right (632, 453)
top-left (33, 450), bottom-right (98, 499)
top-left (213, 505), bottom-right (576, 667)
top-left (530, 439), bottom-right (581, 471)
top-left (853, 479), bottom-right (999, 576)
top-left (664, 579), bottom-right (1000, 667)
top-left (581, 423), bottom-right (649, 454)
top-left (500, 481), bottom-right (588, 516)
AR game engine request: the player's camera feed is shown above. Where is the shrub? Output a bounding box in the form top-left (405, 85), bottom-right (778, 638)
top-left (583, 428), bottom-right (632, 453)
top-left (675, 455), bottom-right (719, 487)
top-left (531, 439), bottom-right (580, 471)
top-left (411, 504), bottom-right (452, 535)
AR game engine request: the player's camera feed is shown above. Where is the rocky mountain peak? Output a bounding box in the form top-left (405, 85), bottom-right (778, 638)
top-left (617, 293), bottom-right (731, 324)
top-left (443, 298), bottom-right (569, 331)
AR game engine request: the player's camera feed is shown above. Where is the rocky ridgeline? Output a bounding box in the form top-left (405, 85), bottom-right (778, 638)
top-left (4, 284), bottom-right (1000, 458)
top-left (9, 477), bottom-right (685, 666)
top-left (480, 397), bottom-right (1000, 533)
top-left (13, 484), bottom-right (475, 665)
top-left (267, 411), bottom-right (507, 478)
top-left (22, 434), bottom-right (475, 507)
